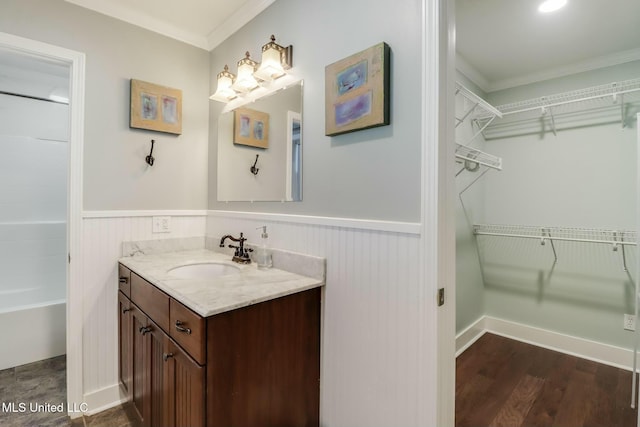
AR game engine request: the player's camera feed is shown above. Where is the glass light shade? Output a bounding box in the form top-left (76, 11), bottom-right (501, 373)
top-left (232, 52), bottom-right (259, 93)
top-left (210, 65), bottom-right (237, 103)
top-left (253, 35), bottom-right (287, 82)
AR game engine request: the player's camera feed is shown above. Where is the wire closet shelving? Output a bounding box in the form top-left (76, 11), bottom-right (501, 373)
top-left (473, 222), bottom-right (640, 407)
top-left (454, 82), bottom-right (503, 194)
top-left (475, 78), bottom-right (640, 138)
top-left (473, 224), bottom-right (637, 247)
top-left (473, 223), bottom-right (636, 267)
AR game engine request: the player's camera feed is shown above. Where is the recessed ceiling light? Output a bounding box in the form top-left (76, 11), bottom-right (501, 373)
top-left (538, 0), bottom-right (567, 13)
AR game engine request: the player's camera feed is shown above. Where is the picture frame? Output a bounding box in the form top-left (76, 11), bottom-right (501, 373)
top-left (233, 107), bottom-right (270, 148)
top-left (130, 79), bottom-right (182, 135)
top-left (325, 42), bottom-right (390, 136)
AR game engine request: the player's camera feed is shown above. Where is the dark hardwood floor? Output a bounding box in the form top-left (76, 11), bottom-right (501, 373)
top-left (456, 333), bottom-right (638, 427)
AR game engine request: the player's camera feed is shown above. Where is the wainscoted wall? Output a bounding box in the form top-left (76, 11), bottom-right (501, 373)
top-left (206, 211), bottom-right (423, 427)
top-left (79, 210), bottom-right (425, 425)
top-left (80, 212), bottom-right (206, 413)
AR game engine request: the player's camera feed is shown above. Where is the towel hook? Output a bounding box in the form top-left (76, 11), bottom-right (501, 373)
top-left (146, 139), bottom-right (155, 166)
top-left (250, 154), bottom-right (259, 175)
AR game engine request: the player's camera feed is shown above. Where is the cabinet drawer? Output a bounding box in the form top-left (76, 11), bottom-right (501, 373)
top-left (131, 273), bottom-right (169, 332)
top-left (170, 299), bottom-right (205, 365)
top-left (118, 264), bottom-right (131, 297)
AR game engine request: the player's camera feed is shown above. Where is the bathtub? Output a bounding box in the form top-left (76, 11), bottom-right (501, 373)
top-left (0, 222), bottom-right (67, 371)
top-left (0, 297), bottom-right (66, 371)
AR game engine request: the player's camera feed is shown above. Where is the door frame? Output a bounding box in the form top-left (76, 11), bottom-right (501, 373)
top-left (0, 32), bottom-right (86, 418)
top-left (420, 0), bottom-right (456, 425)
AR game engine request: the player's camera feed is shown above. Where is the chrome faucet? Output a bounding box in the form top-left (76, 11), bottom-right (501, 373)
top-left (219, 232), bottom-right (253, 264)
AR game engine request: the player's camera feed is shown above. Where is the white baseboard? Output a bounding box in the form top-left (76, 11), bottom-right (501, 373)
top-left (455, 316), bottom-right (486, 357)
top-left (83, 384), bottom-right (128, 416)
top-left (456, 315), bottom-right (634, 372)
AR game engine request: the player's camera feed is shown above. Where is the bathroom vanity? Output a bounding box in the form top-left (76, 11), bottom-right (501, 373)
top-left (117, 249), bottom-right (324, 427)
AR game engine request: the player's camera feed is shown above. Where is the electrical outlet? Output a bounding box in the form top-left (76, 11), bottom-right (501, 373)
top-left (624, 314), bottom-right (636, 331)
top-left (152, 216), bottom-right (171, 233)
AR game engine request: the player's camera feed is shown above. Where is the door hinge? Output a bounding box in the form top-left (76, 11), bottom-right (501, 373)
top-left (438, 288), bottom-right (445, 307)
top-left (68, 253), bottom-right (71, 264)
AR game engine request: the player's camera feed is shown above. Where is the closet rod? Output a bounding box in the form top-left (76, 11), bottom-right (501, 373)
top-left (474, 230), bottom-right (636, 246)
top-left (0, 90), bottom-right (68, 105)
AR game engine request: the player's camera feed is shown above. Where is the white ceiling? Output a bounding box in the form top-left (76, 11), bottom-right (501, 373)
top-left (58, 0), bottom-right (640, 93)
top-left (456, 0), bottom-right (640, 92)
top-left (64, 0), bottom-right (277, 51)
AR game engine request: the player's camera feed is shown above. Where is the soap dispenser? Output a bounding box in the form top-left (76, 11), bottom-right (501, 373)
top-left (255, 226), bottom-right (273, 270)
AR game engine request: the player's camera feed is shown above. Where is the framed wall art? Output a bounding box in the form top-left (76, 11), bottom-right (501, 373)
top-left (130, 79), bottom-right (182, 135)
top-left (234, 107), bottom-right (270, 148)
top-left (325, 42), bottom-right (390, 136)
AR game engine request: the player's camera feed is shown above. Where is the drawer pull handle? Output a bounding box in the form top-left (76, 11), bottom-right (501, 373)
top-left (175, 320), bottom-right (192, 335)
top-left (122, 308), bottom-right (132, 314)
top-left (119, 277), bottom-right (129, 284)
top-left (163, 352), bottom-right (174, 362)
top-left (139, 326), bottom-right (151, 335)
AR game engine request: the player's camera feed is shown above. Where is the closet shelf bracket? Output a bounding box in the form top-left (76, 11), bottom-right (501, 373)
top-left (620, 93), bottom-right (626, 129)
top-left (541, 105), bottom-right (557, 136)
top-left (455, 82), bottom-right (503, 147)
top-left (612, 231), bottom-right (629, 272)
top-left (454, 82), bottom-right (504, 193)
top-left (540, 228), bottom-right (558, 263)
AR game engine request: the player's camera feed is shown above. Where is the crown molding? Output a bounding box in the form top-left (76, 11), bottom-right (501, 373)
top-left (455, 53), bottom-right (490, 93)
top-left (458, 48), bottom-right (640, 94)
top-left (487, 47), bottom-right (640, 92)
top-left (206, 0), bottom-right (276, 51)
top-left (65, 0), bottom-right (209, 50)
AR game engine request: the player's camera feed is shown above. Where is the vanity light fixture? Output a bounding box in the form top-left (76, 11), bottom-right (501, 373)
top-left (210, 65), bottom-right (238, 102)
top-left (232, 52), bottom-right (260, 93)
top-left (538, 0), bottom-right (567, 13)
top-left (253, 35), bottom-right (293, 82)
top-left (210, 35), bottom-right (293, 103)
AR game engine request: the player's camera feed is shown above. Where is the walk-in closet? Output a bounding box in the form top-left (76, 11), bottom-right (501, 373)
top-left (454, 1), bottom-right (640, 425)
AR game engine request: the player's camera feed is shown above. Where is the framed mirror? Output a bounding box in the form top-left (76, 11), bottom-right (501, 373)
top-left (217, 80), bottom-right (303, 202)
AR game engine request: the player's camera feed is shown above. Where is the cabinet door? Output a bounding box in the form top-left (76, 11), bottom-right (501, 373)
top-left (118, 292), bottom-right (132, 399)
top-left (131, 304), bottom-right (150, 426)
top-left (147, 320), bottom-right (170, 427)
top-left (165, 339), bottom-right (205, 427)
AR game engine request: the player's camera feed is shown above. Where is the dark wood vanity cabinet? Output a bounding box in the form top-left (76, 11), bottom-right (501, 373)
top-left (117, 291), bottom-right (132, 399)
top-left (120, 268), bottom-right (205, 427)
top-left (118, 263), bottom-right (320, 427)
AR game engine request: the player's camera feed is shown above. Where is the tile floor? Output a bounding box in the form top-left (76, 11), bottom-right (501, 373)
top-left (0, 356), bottom-right (137, 427)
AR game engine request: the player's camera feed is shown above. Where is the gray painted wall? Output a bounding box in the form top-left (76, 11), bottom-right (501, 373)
top-left (1, 0), bottom-right (210, 210)
top-left (208, 0), bottom-right (422, 222)
top-left (479, 62), bottom-right (640, 348)
top-left (455, 71), bottom-right (487, 333)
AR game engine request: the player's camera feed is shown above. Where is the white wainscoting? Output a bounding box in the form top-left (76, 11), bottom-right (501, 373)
top-left (207, 210), bottom-right (424, 427)
top-left (80, 212), bottom-right (206, 413)
top-left (79, 209), bottom-right (427, 424)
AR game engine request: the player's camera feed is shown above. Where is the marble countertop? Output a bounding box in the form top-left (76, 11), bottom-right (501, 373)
top-left (119, 249), bottom-right (324, 317)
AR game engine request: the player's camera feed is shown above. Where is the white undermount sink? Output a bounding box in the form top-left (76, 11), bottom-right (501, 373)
top-left (168, 262), bottom-right (241, 279)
